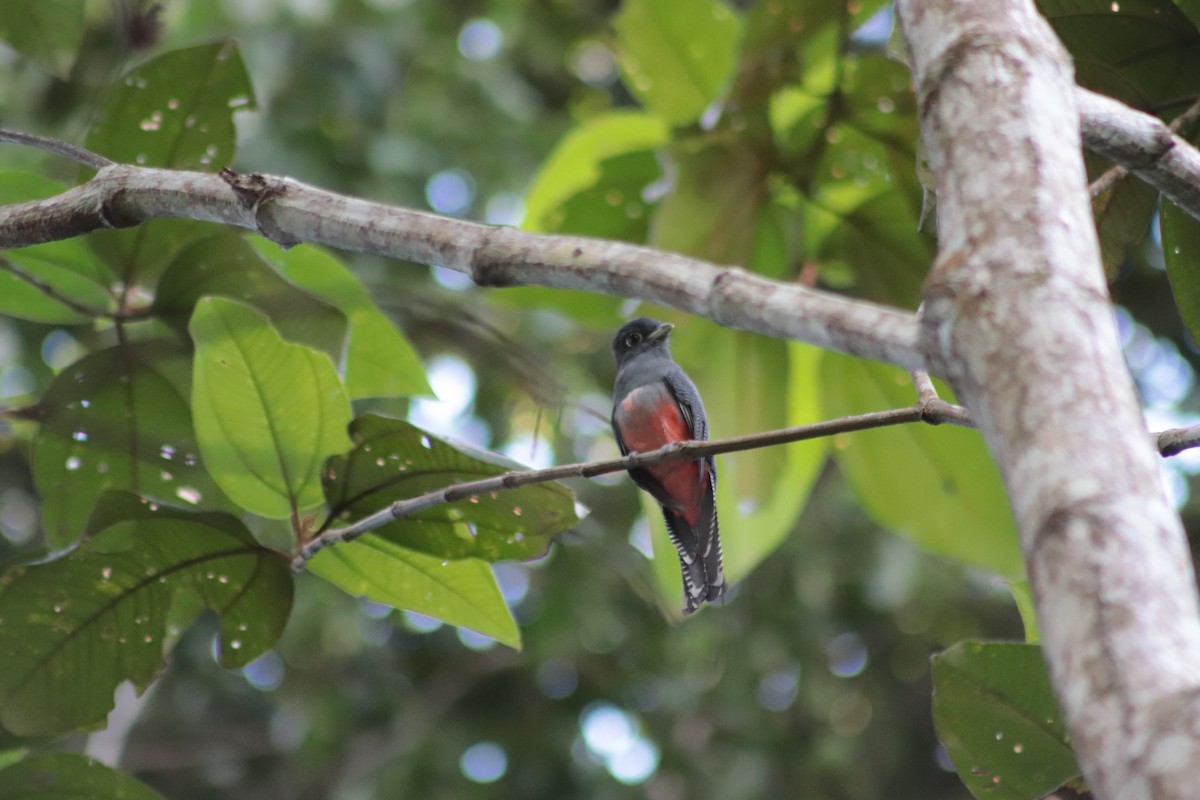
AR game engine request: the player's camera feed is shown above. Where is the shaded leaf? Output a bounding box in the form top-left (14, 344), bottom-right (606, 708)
top-left (0, 492), bottom-right (292, 736)
top-left (0, 0), bottom-right (84, 78)
top-left (32, 340), bottom-right (232, 548)
top-left (310, 538), bottom-right (520, 649)
top-left (614, 0), bottom-right (744, 125)
top-left (1088, 151), bottom-right (1159, 277)
top-left (933, 642), bottom-right (1078, 800)
top-left (323, 414), bottom-right (578, 561)
top-left (155, 234), bottom-right (349, 362)
top-left (1160, 198), bottom-right (1200, 342)
top-left (190, 297), bottom-right (353, 519)
top-left (1041, 0), bottom-right (1200, 116)
top-left (0, 753), bottom-right (165, 800)
top-left (0, 172), bottom-right (112, 323)
top-left (87, 41), bottom-right (255, 281)
top-left (252, 240), bottom-right (433, 399)
top-left (86, 40), bottom-right (255, 171)
top-left (821, 353), bottom-right (1023, 577)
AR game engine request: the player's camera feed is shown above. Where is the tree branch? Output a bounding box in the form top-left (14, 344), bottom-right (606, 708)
top-left (291, 398), bottom-right (974, 572)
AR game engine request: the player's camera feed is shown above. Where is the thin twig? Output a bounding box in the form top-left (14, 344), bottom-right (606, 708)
top-left (292, 400), bottom-right (975, 572)
top-left (911, 369), bottom-right (939, 403)
top-left (0, 129), bottom-right (113, 169)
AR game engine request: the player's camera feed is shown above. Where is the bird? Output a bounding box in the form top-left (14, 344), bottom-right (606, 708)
top-left (611, 317), bottom-right (725, 614)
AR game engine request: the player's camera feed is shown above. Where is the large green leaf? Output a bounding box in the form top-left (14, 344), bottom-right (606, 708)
top-left (155, 234), bottom-right (349, 362)
top-left (1041, 0), bottom-right (1200, 115)
top-left (933, 642), bottom-right (1078, 800)
top-left (1161, 198), bottom-right (1200, 342)
top-left (0, 0), bottom-right (84, 78)
top-left (190, 297), bottom-right (353, 519)
top-left (0, 753), bottom-right (165, 800)
top-left (252, 240), bottom-right (433, 399)
top-left (310, 538), bottom-right (520, 650)
top-left (32, 340), bottom-right (232, 548)
top-left (614, 0), bottom-right (744, 125)
top-left (86, 40), bottom-right (255, 170)
top-left (0, 492), bottom-right (292, 736)
top-left (0, 172), bottom-right (112, 323)
top-left (821, 353), bottom-right (1023, 577)
top-left (322, 414), bottom-right (578, 561)
top-left (87, 41), bottom-right (256, 282)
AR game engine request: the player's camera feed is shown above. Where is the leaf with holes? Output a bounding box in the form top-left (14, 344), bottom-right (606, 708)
top-left (310, 538), bottom-right (519, 649)
top-left (934, 642), bottom-right (1079, 800)
top-left (32, 340), bottom-right (233, 548)
top-left (323, 414), bottom-right (578, 562)
top-left (0, 492), bottom-right (292, 736)
top-left (0, 753), bottom-right (165, 800)
top-left (190, 297), bottom-right (353, 519)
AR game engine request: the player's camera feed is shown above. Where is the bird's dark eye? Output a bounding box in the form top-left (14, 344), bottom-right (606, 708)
top-left (624, 333), bottom-right (642, 347)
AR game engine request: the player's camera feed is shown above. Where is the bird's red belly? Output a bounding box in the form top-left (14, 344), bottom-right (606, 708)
top-left (617, 386), bottom-right (704, 525)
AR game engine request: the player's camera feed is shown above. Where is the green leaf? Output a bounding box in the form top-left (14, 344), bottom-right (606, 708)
top-left (933, 642), bottom-right (1078, 800)
top-left (614, 0), bottom-right (744, 125)
top-left (190, 297), bottom-right (353, 519)
top-left (323, 414), bottom-right (578, 561)
top-left (1040, 0), bottom-right (1200, 115)
top-left (1089, 152), bottom-right (1158, 278)
top-left (653, 141), bottom-right (768, 266)
top-left (0, 492), bottom-right (292, 736)
top-left (0, 172), bottom-right (112, 323)
top-left (820, 353), bottom-right (1023, 577)
top-left (1161, 199), bottom-right (1200, 342)
top-left (0, 0), bottom-right (84, 78)
top-left (524, 111), bottom-right (669, 233)
top-left (309, 538), bottom-right (520, 650)
top-left (1009, 581), bottom-right (1041, 643)
top-left (86, 40), bottom-right (255, 171)
top-left (0, 753), bottom-right (165, 800)
top-left (32, 340), bottom-right (233, 548)
top-left (155, 234), bottom-right (349, 362)
top-left (86, 41), bottom-right (256, 282)
top-left (252, 239), bottom-right (433, 399)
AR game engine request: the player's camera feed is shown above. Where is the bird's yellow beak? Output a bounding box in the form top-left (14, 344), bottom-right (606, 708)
top-left (648, 322), bottom-right (674, 343)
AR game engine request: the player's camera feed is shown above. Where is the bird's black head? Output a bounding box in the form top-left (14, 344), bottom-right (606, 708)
top-left (612, 318), bottom-right (674, 366)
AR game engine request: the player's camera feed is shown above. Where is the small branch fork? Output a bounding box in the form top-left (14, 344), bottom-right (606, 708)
top-left (290, 392), bottom-right (1200, 573)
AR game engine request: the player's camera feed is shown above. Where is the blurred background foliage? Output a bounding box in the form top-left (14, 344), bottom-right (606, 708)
top-left (1, 0), bottom-right (1200, 798)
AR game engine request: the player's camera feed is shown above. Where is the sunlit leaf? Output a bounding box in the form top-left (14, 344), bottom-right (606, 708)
top-left (0, 753), bottom-right (165, 800)
top-left (323, 414), bottom-right (578, 561)
top-left (32, 340), bottom-right (232, 548)
top-left (309, 538), bottom-right (520, 649)
top-left (614, 0), bottom-right (743, 125)
top-left (933, 642), bottom-right (1078, 800)
top-left (155, 234), bottom-right (349, 362)
top-left (0, 492), bottom-right (292, 736)
top-left (190, 297), bottom-right (353, 519)
top-left (821, 353), bottom-right (1023, 577)
top-left (0, 0), bottom-right (84, 78)
top-left (252, 239), bottom-right (433, 399)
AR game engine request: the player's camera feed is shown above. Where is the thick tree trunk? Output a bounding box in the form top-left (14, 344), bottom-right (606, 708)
top-left (895, 1), bottom-right (1200, 797)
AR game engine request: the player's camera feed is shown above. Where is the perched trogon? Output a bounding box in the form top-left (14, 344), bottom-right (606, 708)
top-left (611, 318), bottom-right (725, 614)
